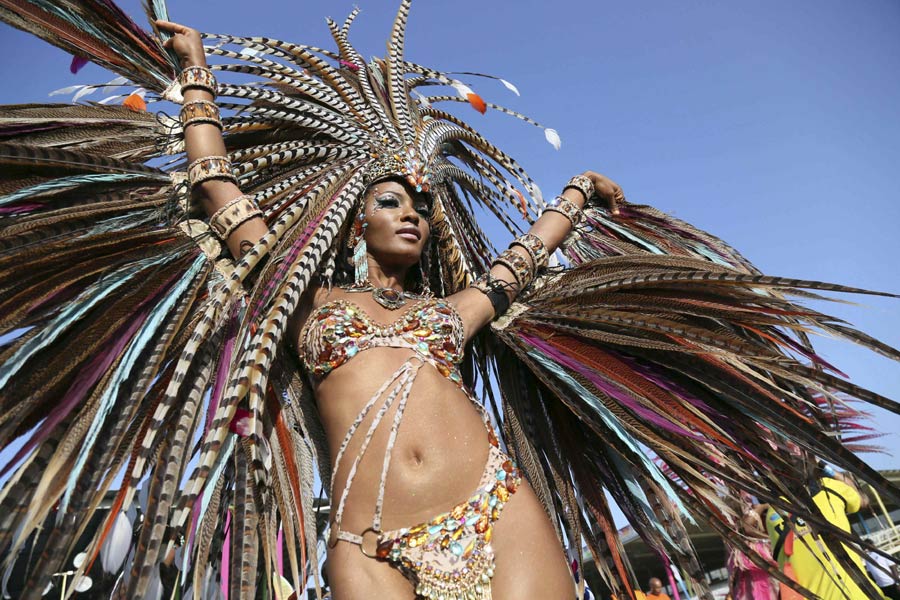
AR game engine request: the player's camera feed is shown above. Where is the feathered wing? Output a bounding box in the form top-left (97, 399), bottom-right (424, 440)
top-left (487, 202), bottom-right (900, 598)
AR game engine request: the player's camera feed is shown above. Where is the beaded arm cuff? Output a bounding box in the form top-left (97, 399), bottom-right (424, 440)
top-left (509, 233), bottom-right (549, 271)
top-left (209, 195), bottom-right (263, 240)
top-left (471, 273), bottom-right (512, 318)
top-left (179, 65), bottom-right (217, 98)
top-left (541, 196), bottom-right (584, 226)
top-left (563, 174), bottom-right (594, 203)
top-left (188, 155), bottom-right (238, 189)
top-left (491, 248), bottom-right (535, 289)
top-left (180, 99), bottom-right (222, 129)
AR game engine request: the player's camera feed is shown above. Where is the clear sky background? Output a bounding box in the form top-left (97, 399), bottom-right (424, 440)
top-left (1, 0), bottom-right (898, 524)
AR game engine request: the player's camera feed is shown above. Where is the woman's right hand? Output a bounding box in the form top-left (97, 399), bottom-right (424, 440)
top-left (155, 19), bottom-right (207, 68)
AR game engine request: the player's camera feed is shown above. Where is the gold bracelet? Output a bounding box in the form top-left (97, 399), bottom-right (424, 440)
top-left (509, 233), bottom-right (548, 271)
top-left (491, 248), bottom-right (535, 289)
top-left (563, 174), bottom-right (594, 203)
top-left (541, 196), bottom-right (583, 226)
top-left (209, 195), bottom-right (263, 240)
top-left (188, 155), bottom-right (238, 189)
top-left (180, 99), bottom-right (222, 129)
top-left (179, 65), bottom-right (217, 98)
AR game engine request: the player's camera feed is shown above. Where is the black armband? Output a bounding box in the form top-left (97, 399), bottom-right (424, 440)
top-left (470, 273), bottom-right (512, 319)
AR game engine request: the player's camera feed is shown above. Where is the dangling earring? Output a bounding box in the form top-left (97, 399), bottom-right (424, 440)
top-left (349, 210), bottom-right (368, 286)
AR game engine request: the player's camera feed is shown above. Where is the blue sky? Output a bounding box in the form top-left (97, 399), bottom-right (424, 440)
top-left (1, 0), bottom-right (898, 515)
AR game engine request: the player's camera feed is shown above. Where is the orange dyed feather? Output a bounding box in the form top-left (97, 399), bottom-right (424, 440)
top-left (466, 93), bottom-right (487, 114)
top-left (513, 189), bottom-right (528, 218)
top-left (123, 93), bottom-right (147, 112)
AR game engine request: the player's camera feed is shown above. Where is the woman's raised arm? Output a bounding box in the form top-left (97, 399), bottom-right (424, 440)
top-left (452, 171), bottom-right (623, 342)
top-left (156, 19), bottom-right (268, 259)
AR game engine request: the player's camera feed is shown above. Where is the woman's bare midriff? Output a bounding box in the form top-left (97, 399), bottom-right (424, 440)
top-left (313, 346), bottom-right (491, 533)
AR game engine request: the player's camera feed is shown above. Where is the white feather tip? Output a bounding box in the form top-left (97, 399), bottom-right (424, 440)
top-left (544, 128), bottom-right (561, 150)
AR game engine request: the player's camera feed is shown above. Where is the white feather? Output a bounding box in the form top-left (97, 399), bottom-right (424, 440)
top-left (413, 90), bottom-right (432, 107)
top-left (49, 85), bottom-right (86, 97)
top-left (450, 81), bottom-right (474, 99)
top-left (103, 76), bottom-right (130, 95)
top-left (73, 575), bottom-right (93, 593)
top-left (2, 551), bottom-right (15, 599)
top-left (72, 85), bottom-right (99, 103)
top-left (499, 78), bottom-right (520, 96)
top-left (98, 94), bottom-right (125, 105)
top-left (549, 250), bottom-right (563, 268)
top-left (95, 75), bottom-right (131, 102)
top-left (544, 128), bottom-right (562, 150)
top-left (146, 565), bottom-right (163, 600)
top-left (100, 511), bottom-right (133, 574)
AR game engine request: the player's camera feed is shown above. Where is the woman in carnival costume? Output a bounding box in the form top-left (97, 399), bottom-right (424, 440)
top-left (726, 501), bottom-right (778, 600)
top-left (0, 1), bottom-right (898, 599)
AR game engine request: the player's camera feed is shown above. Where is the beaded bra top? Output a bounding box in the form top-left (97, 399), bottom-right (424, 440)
top-left (299, 297), bottom-right (465, 383)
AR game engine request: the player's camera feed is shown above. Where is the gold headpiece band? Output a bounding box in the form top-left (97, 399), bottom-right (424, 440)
top-left (363, 146), bottom-right (433, 193)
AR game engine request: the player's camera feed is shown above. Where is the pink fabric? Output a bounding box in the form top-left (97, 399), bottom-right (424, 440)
top-left (277, 527), bottom-right (284, 579)
top-left (727, 539), bottom-right (778, 600)
top-left (664, 562), bottom-right (682, 600)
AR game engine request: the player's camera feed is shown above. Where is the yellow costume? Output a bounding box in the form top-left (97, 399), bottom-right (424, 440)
top-left (767, 477), bottom-right (885, 599)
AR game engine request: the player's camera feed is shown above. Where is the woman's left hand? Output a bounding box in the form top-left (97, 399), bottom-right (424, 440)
top-left (155, 19), bottom-right (207, 69)
top-left (582, 170), bottom-right (624, 215)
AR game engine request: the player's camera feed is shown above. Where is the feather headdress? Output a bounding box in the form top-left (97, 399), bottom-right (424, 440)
top-left (0, 1), bottom-right (898, 599)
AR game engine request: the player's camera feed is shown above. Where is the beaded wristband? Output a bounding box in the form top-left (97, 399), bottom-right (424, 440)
top-left (509, 233), bottom-right (549, 271)
top-left (471, 273), bottom-right (511, 318)
top-left (188, 155), bottom-right (238, 189)
top-left (541, 196), bottom-right (584, 226)
top-left (491, 248), bottom-right (535, 289)
top-left (209, 195), bottom-right (263, 240)
top-left (563, 174), bottom-right (594, 203)
top-left (179, 66), bottom-right (217, 97)
top-left (180, 99), bottom-right (222, 129)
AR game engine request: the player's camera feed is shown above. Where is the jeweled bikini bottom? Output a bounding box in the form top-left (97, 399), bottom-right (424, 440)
top-left (373, 444), bottom-right (521, 600)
